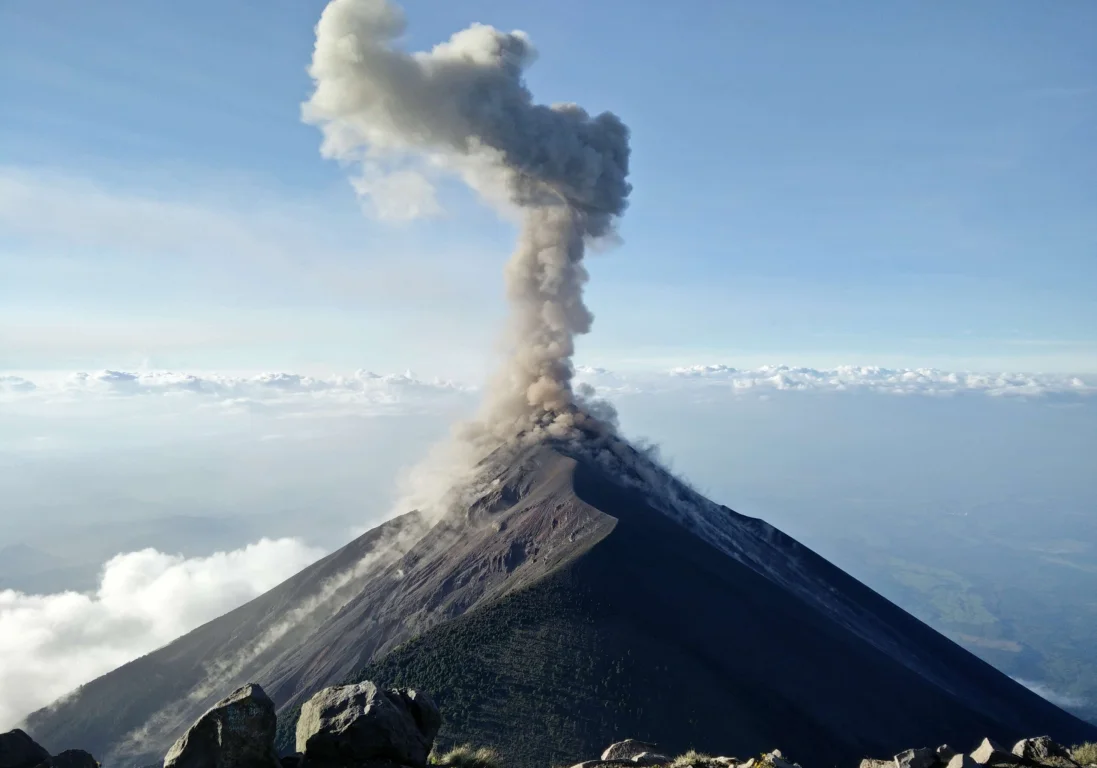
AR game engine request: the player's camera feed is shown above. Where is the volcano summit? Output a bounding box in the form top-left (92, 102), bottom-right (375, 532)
top-left (26, 432), bottom-right (1097, 767)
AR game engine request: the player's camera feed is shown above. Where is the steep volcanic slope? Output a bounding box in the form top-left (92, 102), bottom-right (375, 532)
top-left (27, 444), bottom-right (618, 766)
top-left (310, 448), bottom-right (1097, 766)
top-left (28, 442), bottom-right (1097, 768)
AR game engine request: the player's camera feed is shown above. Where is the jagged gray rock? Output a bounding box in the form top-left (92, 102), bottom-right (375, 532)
top-left (1012, 738), bottom-right (1071, 762)
top-left (163, 684), bottom-right (280, 768)
top-left (971, 739), bottom-right (1020, 766)
top-left (34, 751), bottom-right (99, 768)
top-left (603, 742), bottom-right (661, 761)
top-left (861, 760), bottom-right (891, 768)
top-left (0, 730), bottom-right (50, 768)
top-left (765, 749), bottom-right (801, 768)
top-left (632, 754), bottom-right (671, 766)
top-left (895, 748), bottom-right (936, 768)
top-left (937, 746), bottom-right (958, 764)
top-left (295, 682), bottom-right (440, 768)
top-left (946, 755), bottom-right (978, 768)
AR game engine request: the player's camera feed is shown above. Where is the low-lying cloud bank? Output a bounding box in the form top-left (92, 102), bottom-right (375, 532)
top-left (3, 369), bottom-right (467, 400)
top-left (2, 364), bottom-right (1093, 404)
top-left (0, 538), bottom-right (324, 730)
top-left (0, 369), bottom-right (475, 425)
top-left (581, 365), bottom-right (1095, 399)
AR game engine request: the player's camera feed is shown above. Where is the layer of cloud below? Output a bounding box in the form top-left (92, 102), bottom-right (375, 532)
top-left (1, 365), bottom-right (1092, 405)
top-left (0, 538), bottom-right (324, 730)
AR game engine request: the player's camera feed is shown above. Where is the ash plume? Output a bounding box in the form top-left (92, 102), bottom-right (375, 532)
top-left (303, 0), bottom-right (631, 452)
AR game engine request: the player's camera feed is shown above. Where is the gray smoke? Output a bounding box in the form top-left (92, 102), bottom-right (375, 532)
top-left (304, 0), bottom-right (631, 449)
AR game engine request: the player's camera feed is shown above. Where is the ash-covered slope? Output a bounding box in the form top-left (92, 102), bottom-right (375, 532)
top-left (27, 440), bottom-right (1097, 768)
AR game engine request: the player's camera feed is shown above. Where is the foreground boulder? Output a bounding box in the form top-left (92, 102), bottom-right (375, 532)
top-left (894, 748), bottom-right (936, 768)
top-left (946, 755), bottom-right (978, 768)
top-left (1012, 738), bottom-right (1072, 763)
top-left (766, 749), bottom-right (802, 768)
top-left (971, 739), bottom-right (1020, 766)
top-left (936, 747), bottom-right (958, 764)
top-left (295, 682), bottom-right (440, 768)
top-left (602, 742), bottom-right (661, 761)
top-left (35, 751), bottom-right (99, 768)
top-left (163, 683), bottom-right (280, 768)
top-left (0, 730), bottom-right (50, 768)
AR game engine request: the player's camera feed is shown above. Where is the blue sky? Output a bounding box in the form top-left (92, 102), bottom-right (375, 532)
top-left (2, 0), bottom-right (1095, 375)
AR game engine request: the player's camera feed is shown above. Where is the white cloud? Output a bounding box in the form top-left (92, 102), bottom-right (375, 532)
top-left (0, 165), bottom-right (503, 326)
top-left (0, 167), bottom-right (314, 265)
top-left (60, 368), bottom-right (468, 398)
top-left (0, 538), bottom-right (324, 729)
top-left (577, 364), bottom-right (1096, 399)
top-left (0, 376), bottom-right (36, 393)
top-left (3, 365), bottom-right (1093, 413)
top-left (0, 369), bottom-right (473, 421)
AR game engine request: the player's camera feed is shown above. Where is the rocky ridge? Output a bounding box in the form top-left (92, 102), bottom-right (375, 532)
top-left (571, 735), bottom-right (1097, 768)
top-left (5, 682), bottom-right (1097, 768)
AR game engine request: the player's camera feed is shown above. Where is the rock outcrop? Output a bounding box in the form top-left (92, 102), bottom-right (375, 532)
top-left (7, 680), bottom-right (1096, 768)
top-left (35, 752), bottom-right (98, 768)
top-left (896, 748), bottom-right (938, 768)
top-left (1013, 738), bottom-right (1073, 763)
top-left (0, 731), bottom-right (98, 768)
top-left (860, 735), bottom-right (1093, 768)
top-left (0, 730), bottom-right (51, 768)
top-left (971, 739), bottom-right (1020, 766)
top-left (163, 684), bottom-right (280, 768)
top-left (569, 734), bottom-right (1095, 768)
top-left (295, 682), bottom-right (441, 768)
top-left (603, 742), bottom-right (662, 761)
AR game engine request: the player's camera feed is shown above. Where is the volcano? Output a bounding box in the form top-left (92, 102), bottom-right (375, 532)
top-left (26, 436), bottom-right (1097, 767)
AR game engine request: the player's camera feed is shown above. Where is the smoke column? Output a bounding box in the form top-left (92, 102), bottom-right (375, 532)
top-left (304, 0), bottom-right (631, 451)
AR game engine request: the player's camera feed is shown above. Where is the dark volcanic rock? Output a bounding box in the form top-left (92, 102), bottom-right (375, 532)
top-left (34, 751), bottom-right (99, 768)
top-left (0, 730), bottom-right (50, 768)
top-left (295, 682), bottom-right (439, 768)
top-left (163, 684), bottom-right (280, 768)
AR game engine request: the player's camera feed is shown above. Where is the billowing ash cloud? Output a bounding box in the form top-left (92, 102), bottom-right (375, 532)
top-left (303, 0), bottom-right (631, 448)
